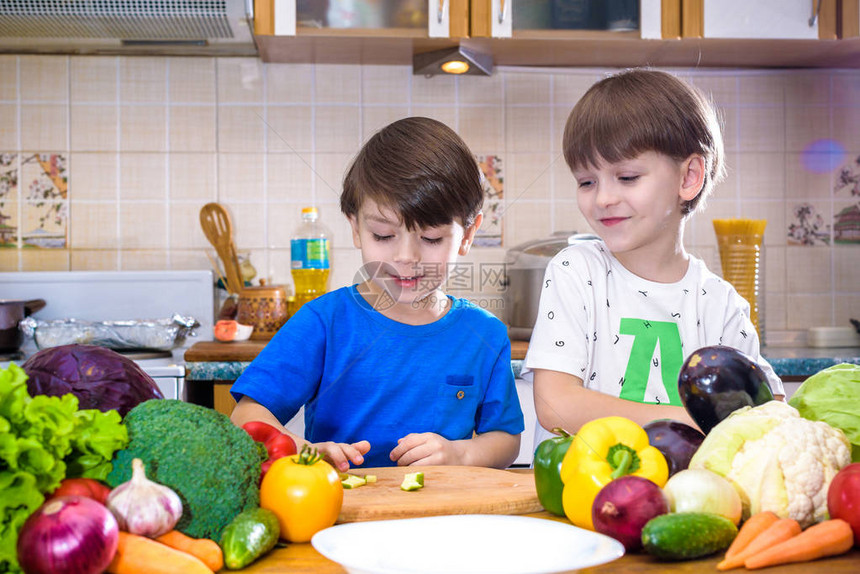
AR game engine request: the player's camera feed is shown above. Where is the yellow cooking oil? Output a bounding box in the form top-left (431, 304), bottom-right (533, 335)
top-left (290, 207), bottom-right (331, 315)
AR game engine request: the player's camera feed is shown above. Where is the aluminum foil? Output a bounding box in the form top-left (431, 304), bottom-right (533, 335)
top-left (20, 314), bottom-right (199, 351)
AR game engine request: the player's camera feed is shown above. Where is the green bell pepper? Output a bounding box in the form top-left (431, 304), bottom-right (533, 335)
top-left (533, 427), bottom-right (574, 516)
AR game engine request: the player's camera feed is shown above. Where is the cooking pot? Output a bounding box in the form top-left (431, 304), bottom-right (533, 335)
top-left (503, 233), bottom-right (599, 340)
top-left (0, 299), bottom-right (46, 352)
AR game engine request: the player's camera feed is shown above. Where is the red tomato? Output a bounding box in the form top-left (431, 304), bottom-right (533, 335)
top-left (47, 478), bottom-right (112, 505)
top-left (828, 462), bottom-right (860, 547)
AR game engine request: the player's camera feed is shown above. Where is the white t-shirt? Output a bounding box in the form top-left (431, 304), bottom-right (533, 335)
top-left (521, 239), bottom-right (783, 447)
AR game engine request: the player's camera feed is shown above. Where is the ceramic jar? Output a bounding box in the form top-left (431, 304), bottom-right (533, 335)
top-left (237, 285), bottom-right (288, 340)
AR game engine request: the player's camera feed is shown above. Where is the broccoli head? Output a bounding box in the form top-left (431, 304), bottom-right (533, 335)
top-left (107, 399), bottom-right (263, 540)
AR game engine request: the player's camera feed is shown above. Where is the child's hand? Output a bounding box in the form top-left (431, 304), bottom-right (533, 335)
top-left (313, 440), bottom-right (371, 473)
top-left (390, 432), bottom-right (463, 466)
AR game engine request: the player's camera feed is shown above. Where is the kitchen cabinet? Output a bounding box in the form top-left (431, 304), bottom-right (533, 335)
top-left (682, 0), bottom-right (838, 39)
top-left (250, 0), bottom-right (860, 67)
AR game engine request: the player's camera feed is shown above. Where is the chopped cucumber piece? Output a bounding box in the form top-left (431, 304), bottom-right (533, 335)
top-left (341, 475), bottom-right (367, 489)
top-left (364, 475), bottom-right (377, 483)
top-left (400, 471), bottom-right (425, 491)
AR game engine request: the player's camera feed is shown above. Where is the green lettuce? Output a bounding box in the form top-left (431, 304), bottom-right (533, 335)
top-left (789, 363), bottom-right (860, 462)
top-left (0, 363), bottom-right (129, 572)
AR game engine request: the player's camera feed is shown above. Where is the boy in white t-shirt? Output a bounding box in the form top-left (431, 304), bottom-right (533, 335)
top-left (522, 69), bottom-right (784, 444)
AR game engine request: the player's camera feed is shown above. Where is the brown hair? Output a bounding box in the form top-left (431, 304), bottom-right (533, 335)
top-left (340, 117), bottom-right (484, 229)
top-left (562, 69), bottom-right (725, 215)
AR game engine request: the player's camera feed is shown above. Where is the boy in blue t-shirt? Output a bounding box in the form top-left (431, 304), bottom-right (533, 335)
top-left (231, 117), bottom-right (524, 471)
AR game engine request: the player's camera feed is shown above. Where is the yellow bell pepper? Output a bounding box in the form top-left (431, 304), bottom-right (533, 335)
top-left (560, 416), bottom-right (669, 530)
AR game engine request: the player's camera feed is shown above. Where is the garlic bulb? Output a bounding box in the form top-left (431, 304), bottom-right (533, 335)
top-left (106, 458), bottom-right (183, 537)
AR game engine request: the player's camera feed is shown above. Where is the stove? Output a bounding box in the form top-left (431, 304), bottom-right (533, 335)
top-left (0, 270), bottom-right (215, 400)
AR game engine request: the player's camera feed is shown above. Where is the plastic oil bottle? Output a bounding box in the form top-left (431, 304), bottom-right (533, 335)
top-left (289, 206), bottom-right (331, 315)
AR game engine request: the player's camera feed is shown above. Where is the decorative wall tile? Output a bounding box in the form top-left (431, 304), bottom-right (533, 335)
top-left (21, 153), bottom-right (67, 248)
top-left (266, 153), bottom-right (314, 203)
top-left (833, 201), bottom-right (860, 244)
top-left (120, 203), bottom-right (166, 249)
top-left (787, 202), bottom-right (831, 245)
top-left (505, 72), bottom-right (551, 105)
top-left (476, 155), bottom-right (503, 247)
top-left (314, 106), bottom-right (360, 153)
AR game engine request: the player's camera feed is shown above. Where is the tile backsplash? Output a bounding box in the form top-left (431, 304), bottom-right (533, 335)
top-left (0, 55), bottom-right (858, 339)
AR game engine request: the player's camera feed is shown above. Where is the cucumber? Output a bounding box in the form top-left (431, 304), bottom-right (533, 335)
top-left (641, 512), bottom-right (737, 561)
top-left (400, 471), bottom-right (425, 491)
top-left (220, 507), bottom-right (281, 570)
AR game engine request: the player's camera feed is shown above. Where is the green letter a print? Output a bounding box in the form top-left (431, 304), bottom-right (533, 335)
top-left (618, 318), bottom-right (683, 405)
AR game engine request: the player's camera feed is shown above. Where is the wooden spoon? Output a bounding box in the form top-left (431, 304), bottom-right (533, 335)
top-left (199, 203), bottom-right (243, 294)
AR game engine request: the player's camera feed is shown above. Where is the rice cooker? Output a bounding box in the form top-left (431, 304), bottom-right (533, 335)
top-left (504, 232), bottom-right (600, 341)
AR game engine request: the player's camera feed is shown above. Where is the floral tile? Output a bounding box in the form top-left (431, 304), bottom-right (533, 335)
top-left (21, 153), bottom-right (68, 248)
top-left (0, 201), bottom-right (17, 248)
top-left (787, 202), bottom-right (831, 246)
top-left (0, 153), bottom-right (17, 248)
top-left (835, 154), bottom-right (860, 198)
top-left (475, 154), bottom-right (503, 247)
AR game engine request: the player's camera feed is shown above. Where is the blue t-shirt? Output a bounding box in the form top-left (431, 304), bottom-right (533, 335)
top-left (231, 285), bottom-right (524, 468)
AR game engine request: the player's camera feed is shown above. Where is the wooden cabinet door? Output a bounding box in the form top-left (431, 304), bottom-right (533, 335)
top-left (254, 0), bottom-right (469, 38)
top-left (682, 0), bottom-right (838, 39)
top-left (470, 0), bottom-right (679, 39)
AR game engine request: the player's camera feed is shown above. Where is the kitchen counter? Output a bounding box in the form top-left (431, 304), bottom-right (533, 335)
top-left (184, 340), bottom-right (860, 382)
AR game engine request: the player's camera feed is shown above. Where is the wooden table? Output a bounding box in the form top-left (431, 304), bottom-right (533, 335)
top-left (236, 511), bottom-right (860, 573)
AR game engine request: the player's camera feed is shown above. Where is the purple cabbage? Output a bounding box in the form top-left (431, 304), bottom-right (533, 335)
top-left (23, 344), bottom-right (164, 416)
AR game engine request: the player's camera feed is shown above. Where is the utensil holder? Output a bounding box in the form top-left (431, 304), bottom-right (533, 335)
top-left (715, 232), bottom-right (765, 344)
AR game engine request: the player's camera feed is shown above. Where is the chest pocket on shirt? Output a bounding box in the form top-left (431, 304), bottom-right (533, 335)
top-left (434, 375), bottom-right (479, 439)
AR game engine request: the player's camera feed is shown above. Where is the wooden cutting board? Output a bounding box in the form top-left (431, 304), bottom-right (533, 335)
top-left (336, 466), bottom-right (542, 523)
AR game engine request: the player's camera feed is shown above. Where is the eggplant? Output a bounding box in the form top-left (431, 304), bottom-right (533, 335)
top-left (643, 420), bottom-right (705, 477)
top-left (677, 345), bottom-right (774, 434)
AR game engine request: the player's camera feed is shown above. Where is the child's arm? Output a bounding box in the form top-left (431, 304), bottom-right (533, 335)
top-left (533, 368), bottom-right (700, 433)
top-left (231, 395), bottom-right (304, 445)
top-left (390, 430), bottom-right (520, 469)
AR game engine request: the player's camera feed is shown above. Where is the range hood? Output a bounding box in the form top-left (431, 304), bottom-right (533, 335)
top-left (0, 0), bottom-right (257, 56)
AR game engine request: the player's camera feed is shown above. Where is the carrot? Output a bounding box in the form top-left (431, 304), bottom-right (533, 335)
top-left (723, 511), bottom-right (780, 559)
top-left (156, 530), bottom-right (224, 572)
top-left (716, 517), bottom-right (801, 570)
top-left (107, 531), bottom-right (214, 574)
top-left (744, 519), bottom-right (854, 570)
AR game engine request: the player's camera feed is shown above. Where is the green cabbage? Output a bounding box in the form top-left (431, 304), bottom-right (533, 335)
top-left (789, 363), bottom-right (860, 463)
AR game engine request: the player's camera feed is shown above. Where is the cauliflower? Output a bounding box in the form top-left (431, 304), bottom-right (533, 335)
top-left (689, 401), bottom-right (850, 527)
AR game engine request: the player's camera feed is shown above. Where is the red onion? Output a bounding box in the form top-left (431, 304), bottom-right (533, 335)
top-left (591, 476), bottom-right (669, 551)
top-left (17, 495), bottom-right (119, 574)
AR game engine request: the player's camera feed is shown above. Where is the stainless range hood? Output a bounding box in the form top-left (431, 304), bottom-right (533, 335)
top-left (0, 0), bottom-right (257, 56)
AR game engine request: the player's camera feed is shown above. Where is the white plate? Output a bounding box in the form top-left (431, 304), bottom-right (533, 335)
top-left (311, 514), bottom-right (625, 574)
